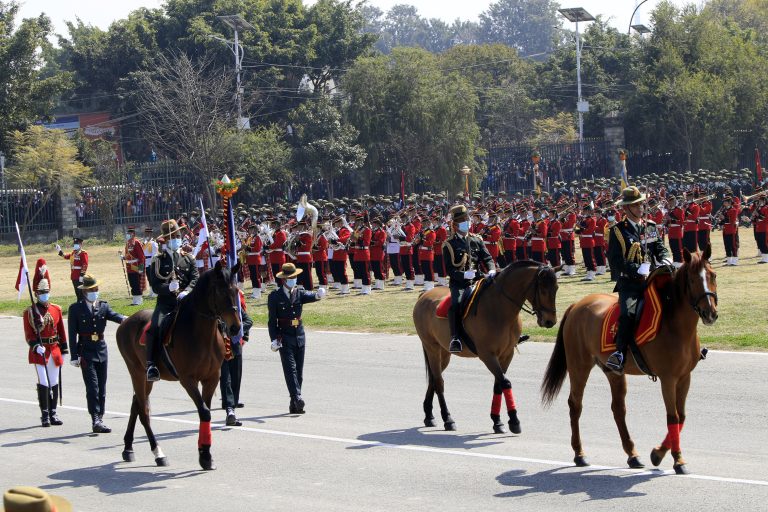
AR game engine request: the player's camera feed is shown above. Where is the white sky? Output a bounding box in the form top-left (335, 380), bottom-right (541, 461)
top-left (17, 0), bottom-right (697, 39)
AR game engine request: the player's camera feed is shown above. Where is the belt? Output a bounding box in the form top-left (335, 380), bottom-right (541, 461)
top-left (267, 249), bottom-right (283, 253)
top-left (531, 237), bottom-right (543, 241)
top-left (247, 252), bottom-right (259, 256)
top-left (594, 234), bottom-right (604, 238)
top-left (562, 228), bottom-right (574, 232)
top-left (547, 236), bottom-right (559, 239)
top-left (483, 241), bottom-right (495, 245)
top-left (698, 216), bottom-right (711, 219)
top-left (419, 247), bottom-right (433, 251)
top-left (79, 333), bottom-right (105, 342)
top-left (685, 220), bottom-right (697, 223)
top-left (516, 236), bottom-right (525, 240)
top-left (297, 252), bottom-right (312, 256)
top-left (125, 259), bottom-right (138, 263)
top-left (73, 266), bottom-right (82, 270)
top-left (39, 336), bottom-right (59, 345)
top-left (669, 224), bottom-right (681, 227)
top-left (277, 318), bottom-right (302, 327)
top-left (580, 234), bottom-right (593, 238)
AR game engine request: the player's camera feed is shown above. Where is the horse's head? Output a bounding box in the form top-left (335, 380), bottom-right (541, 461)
top-left (209, 261), bottom-right (243, 337)
top-left (529, 265), bottom-right (560, 328)
top-left (682, 245), bottom-right (718, 325)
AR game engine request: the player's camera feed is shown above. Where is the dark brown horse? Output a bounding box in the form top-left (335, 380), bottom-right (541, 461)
top-left (541, 247), bottom-right (718, 474)
top-left (116, 262), bottom-right (242, 470)
top-left (413, 261), bottom-right (560, 434)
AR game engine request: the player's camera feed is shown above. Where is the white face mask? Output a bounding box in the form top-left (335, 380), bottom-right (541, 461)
top-left (168, 238), bottom-right (182, 251)
top-left (39, 266), bottom-right (47, 276)
top-left (285, 278), bottom-right (298, 288)
top-left (458, 221), bottom-right (470, 233)
top-left (38, 293), bottom-right (50, 303)
top-left (125, 233), bottom-right (132, 241)
top-left (608, 215), bottom-right (616, 223)
top-left (86, 291), bottom-right (99, 302)
top-left (73, 244), bottom-right (81, 251)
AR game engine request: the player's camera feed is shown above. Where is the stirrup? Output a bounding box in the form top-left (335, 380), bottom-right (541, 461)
top-left (605, 351), bottom-right (624, 371)
top-left (146, 364), bottom-right (160, 382)
top-left (448, 337), bottom-right (462, 353)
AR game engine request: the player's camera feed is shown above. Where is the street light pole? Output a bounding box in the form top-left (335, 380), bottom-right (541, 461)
top-left (628, 0), bottom-right (652, 36)
top-left (217, 15), bottom-right (255, 130)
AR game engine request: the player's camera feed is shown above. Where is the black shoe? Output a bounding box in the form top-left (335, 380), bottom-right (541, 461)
top-left (146, 364), bottom-right (160, 382)
top-left (448, 337), bottom-right (462, 353)
top-left (40, 413), bottom-right (51, 428)
top-left (606, 351), bottom-right (624, 372)
top-left (294, 397), bottom-right (305, 414)
top-left (92, 417), bottom-right (111, 434)
top-left (289, 400), bottom-right (298, 414)
top-left (49, 411), bottom-right (63, 426)
top-left (236, 402), bottom-right (245, 408)
top-left (225, 409), bottom-right (242, 426)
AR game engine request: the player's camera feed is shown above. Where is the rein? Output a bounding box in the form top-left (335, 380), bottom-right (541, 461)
top-left (675, 264), bottom-right (718, 318)
top-left (498, 265), bottom-right (555, 317)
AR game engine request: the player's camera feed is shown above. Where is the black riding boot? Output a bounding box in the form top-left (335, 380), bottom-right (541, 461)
top-left (607, 316), bottom-right (634, 372)
top-left (49, 384), bottom-right (63, 425)
top-left (146, 330), bottom-right (160, 382)
top-left (448, 307), bottom-right (462, 353)
top-left (37, 384), bottom-right (51, 427)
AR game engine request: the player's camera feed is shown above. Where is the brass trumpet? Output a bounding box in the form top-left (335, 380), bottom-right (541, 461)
top-left (742, 190), bottom-right (768, 204)
top-left (690, 193), bottom-right (716, 204)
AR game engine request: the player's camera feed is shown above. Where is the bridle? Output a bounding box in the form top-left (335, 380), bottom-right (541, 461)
top-left (499, 265), bottom-right (557, 317)
top-left (676, 263), bottom-right (718, 319)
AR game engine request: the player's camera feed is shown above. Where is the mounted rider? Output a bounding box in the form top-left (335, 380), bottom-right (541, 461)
top-left (606, 186), bottom-right (670, 372)
top-left (146, 219), bottom-right (199, 381)
top-left (443, 205), bottom-right (495, 354)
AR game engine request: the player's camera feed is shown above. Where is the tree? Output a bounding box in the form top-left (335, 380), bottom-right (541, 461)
top-left (289, 96), bottom-right (366, 198)
top-left (478, 0), bottom-right (561, 57)
top-left (232, 126), bottom-right (293, 201)
top-left (0, 1), bottom-right (72, 153)
top-left (75, 132), bottom-right (124, 238)
top-left (6, 126), bottom-right (91, 232)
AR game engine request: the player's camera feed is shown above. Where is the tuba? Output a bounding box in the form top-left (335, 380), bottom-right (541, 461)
top-left (296, 194), bottom-right (319, 234)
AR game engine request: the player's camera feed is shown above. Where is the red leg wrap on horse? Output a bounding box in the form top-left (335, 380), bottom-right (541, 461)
top-left (502, 388), bottom-right (516, 410)
top-left (670, 423), bottom-right (682, 453)
top-left (491, 394), bottom-right (502, 415)
top-left (198, 421), bottom-right (212, 448)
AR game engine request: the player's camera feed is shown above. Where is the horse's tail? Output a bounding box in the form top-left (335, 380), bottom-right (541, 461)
top-left (422, 348), bottom-right (434, 386)
top-left (541, 303), bottom-right (573, 408)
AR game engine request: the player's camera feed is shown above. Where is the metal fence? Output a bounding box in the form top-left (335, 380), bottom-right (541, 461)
top-left (1, 189), bottom-right (60, 234)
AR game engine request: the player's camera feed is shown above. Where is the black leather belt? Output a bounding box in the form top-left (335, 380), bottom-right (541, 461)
top-left (79, 333), bottom-right (105, 342)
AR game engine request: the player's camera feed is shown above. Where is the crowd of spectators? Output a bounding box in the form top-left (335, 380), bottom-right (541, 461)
top-left (0, 189), bottom-right (58, 233)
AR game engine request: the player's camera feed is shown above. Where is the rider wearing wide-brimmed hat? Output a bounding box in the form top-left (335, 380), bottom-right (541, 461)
top-left (606, 186), bottom-right (670, 372)
top-left (146, 219), bottom-right (199, 381)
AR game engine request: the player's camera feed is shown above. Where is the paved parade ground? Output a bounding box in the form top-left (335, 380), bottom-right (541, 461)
top-left (1, 316), bottom-right (767, 511)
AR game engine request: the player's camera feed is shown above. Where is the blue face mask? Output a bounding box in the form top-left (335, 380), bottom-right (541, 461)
top-left (38, 293), bottom-right (50, 303)
top-left (86, 291), bottom-right (99, 302)
top-left (285, 278), bottom-right (297, 288)
top-left (458, 221), bottom-right (470, 233)
top-left (168, 238), bottom-right (182, 251)
top-left (73, 244), bottom-right (81, 251)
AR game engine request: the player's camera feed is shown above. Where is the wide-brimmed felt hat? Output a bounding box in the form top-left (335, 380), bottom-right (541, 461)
top-left (77, 274), bottom-right (99, 290)
top-left (160, 219), bottom-right (182, 238)
top-left (276, 262), bottom-right (303, 279)
top-left (616, 186), bottom-right (646, 206)
top-left (449, 205), bottom-right (469, 223)
top-left (2, 486), bottom-right (72, 512)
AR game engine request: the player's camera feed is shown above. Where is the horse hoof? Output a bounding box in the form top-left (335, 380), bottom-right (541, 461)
top-left (627, 456), bottom-right (645, 469)
top-left (155, 457), bottom-right (168, 467)
top-left (673, 463), bottom-right (689, 475)
top-left (423, 418), bottom-right (437, 428)
top-left (444, 421), bottom-right (456, 431)
top-left (508, 420), bottom-right (521, 435)
top-left (650, 448), bottom-right (666, 467)
top-left (574, 455), bottom-right (590, 467)
top-left (492, 424), bottom-right (507, 434)
top-left (122, 450), bottom-right (135, 462)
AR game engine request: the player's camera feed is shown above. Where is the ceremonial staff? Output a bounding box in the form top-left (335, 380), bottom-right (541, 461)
top-left (117, 250), bottom-right (131, 297)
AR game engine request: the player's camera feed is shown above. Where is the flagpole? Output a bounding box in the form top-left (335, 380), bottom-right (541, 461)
top-left (200, 198), bottom-right (213, 268)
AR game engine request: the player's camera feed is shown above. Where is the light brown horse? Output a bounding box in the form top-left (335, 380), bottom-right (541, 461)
top-left (116, 262), bottom-right (242, 470)
top-left (541, 247), bottom-right (718, 474)
top-left (413, 261), bottom-right (560, 434)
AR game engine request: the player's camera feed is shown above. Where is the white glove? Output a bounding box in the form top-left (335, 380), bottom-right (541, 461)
top-left (270, 339), bottom-right (282, 352)
top-left (70, 358), bottom-right (80, 368)
top-left (55, 244), bottom-right (61, 253)
top-left (178, 290), bottom-right (189, 299)
top-left (487, 269), bottom-right (497, 277)
top-left (463, 270), bottom-right (476, 280)
top-left (78, 276), bottom-right (84, 283)
top-left (34, 345), bottom-right (45, 356)
top-left (638, 262), bottom-right (651, 276)
top-left (316, 288), bottom-right (327, 299)
top-left (168, 280), bottom-right (180, 292)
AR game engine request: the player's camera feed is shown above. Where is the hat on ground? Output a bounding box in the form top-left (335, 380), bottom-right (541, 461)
top-left (617, 186), bottom-right (646, 207)
top-left (160, 219), bottom-right (182, 238)
top-left (449, 205), bottom-right (469, 223)
top-left (276, 262), bottom-right (303, 279)
top-left (77, 274), bottom-right (99, 290)
top-left (2, 486), bottom-right (72, 512)
top-left (35, 279), bottom-right (50, 293)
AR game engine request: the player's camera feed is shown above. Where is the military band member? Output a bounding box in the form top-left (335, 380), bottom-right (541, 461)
top-left (546, 208), bottom-right (562, 267)
top-left (67, 275), bottom-right (126, 433)
top-left (721, 196), bottom-right (740, 266)
top-left (370, 216), bottom-right (387, 290)
top-left (559, 208), bottom-right (577, 276)
top-left (578, 204), bottom-right (597, 281)
top-left (351, 213), bottom-right (372, 294)
top-left (294, 218), bottom-right (315, 291)
top-left (501, 207), bottom-right (518, 268)
top-left (418, 217), bottom-right (437, 291)
top-left (529, 208), bottom-right (548, 264)
top-left (23, 278), bottom-right (68, 427)
top-left (516, 212), bottom-right (530, 261)
top-left (312, 222), bottom-right (330, 292)
top-left (245, 224), bottom-right (263, 299)
top-left (267, 263), bottom-right (326, 414)
top-left (696, 191), bottom-right (713, 252)
top-left (143, 228), bottom-right (159, 298)
top-left (268, 218), bottom-right (288, 287)
top-left (594, 209), bottom-right (609, 275)
top-left (56, 237), bottom-right (88, 300)
top-left (398, 216), bottom-right (416, 290)
top-left (386, 218), bottom-right (404, 285)
top-left (145, 219), bottom-right (199, 381)
top-left (755, 196), bottom-right (768, 264)
top-left (606, 187), bottom-right (670, 372)
top-left (123, 227), bottom-right (146, 305)
top-left (666, 195), bottom-right (685, 267)
top-left (443, 205), bottom-right (495, 354)
top-left (433, 217), bottom-right (449, 286)
top-left (330, 216), bottom-right (351, 294)
top-left (683, 193), bottom-right (700, 253)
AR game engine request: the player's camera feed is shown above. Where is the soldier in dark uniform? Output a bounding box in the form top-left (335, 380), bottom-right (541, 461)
top-left (146, 219), bottom-right (199, 381)
top-left (267, 262), bottom-right (326, 414)
top-left (220, 289), bottom-right (254, 427)
top-left (606, 187), bottom-right (670, 372)
top-left (442, 205), bottom-right (495, 354)
top-left (68, 275), bottom-right (126, 433)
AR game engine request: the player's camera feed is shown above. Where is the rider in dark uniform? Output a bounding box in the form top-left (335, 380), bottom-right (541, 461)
top-left (146, 219), bottom-right (199, 381)
top-left (606, 186), bottom-right (670, 372)
top-left (442, 205), bottom-right (494, 354)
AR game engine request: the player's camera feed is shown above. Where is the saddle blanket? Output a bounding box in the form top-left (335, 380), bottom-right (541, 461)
top-left (436, 279), bottom-right (486, 320)
top-left (600, 272), bottom-right (672, 353)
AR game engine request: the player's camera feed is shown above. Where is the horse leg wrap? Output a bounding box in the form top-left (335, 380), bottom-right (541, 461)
top-left (491, 394), bottom-right (502, 416)
top-left (661, 423), bottom-right (681, 452)
top-left (502, 388), bottom-right (516, 411)
top-left (198, 421), bottom-right (212, 448)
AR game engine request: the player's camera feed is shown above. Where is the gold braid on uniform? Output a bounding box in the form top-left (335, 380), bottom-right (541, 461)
top-left (153, 254), bottom-right (174, 281)
top-left (27, 307), bottom-right (53, 330)
top-left (442, 239), bottom-right (469, 270)
top-left (612, 225), bottom-right (626, 257)
top-left (627, 242), bottom-right (643, 264)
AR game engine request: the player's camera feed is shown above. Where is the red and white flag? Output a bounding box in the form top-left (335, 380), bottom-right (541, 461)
top-left (14, 223), bottom-right (29, 301)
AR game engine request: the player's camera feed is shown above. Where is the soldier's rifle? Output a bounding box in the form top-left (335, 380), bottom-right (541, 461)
top-left (117, 250), bottom-right (132, 298)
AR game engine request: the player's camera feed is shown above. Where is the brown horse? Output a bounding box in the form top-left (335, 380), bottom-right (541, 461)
top-left (541, 247), bottom-right (718, 474)
top-left (413, 261), bottom-right (560, 434)
top-left (116, 262), bottom-right (242, 470)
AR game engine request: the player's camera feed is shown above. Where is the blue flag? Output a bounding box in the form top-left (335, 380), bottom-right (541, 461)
top-left (224, 197), bottom-right (244, 342)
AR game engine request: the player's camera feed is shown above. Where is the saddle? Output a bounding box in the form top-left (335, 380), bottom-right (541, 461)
top-left (601, 266), bottom-right (674, 372)
top-left (435, 277), bottom-right (493, 354)
top-left (138, 309), bottom-right (179, 347)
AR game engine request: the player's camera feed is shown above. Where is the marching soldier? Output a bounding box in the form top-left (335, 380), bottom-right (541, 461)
top-left (23, 278), bottom-right (68, 427)
top-left (312, 221), bottom-right (330, 293)
top-left (546, 207), bottom-right (562, 268)
top-left (221, 289), bottom-right (254, 426)
top-left (501, 207), bottom-right (518, 268)
top-left (606, 187), bottom-right (670, 372)
top-left (142, 228), bottom-right (159, 298)
top-left (330, 216), bottom-right (351, 294)
top-left (294, 218), bottom-right (315, 291)
top-left (696, 191), bottom-right (713, 252)
top-left (443, 205), bottom-right (494, 354)
top-left (720, 195), bottom-right (741, 266)
top-left (267, 218), bottom-right (288, 287)
top-left (56, 237), bottom-right (88, 300)
top-left (666, 195), bottom-right (685, 268)
top-left (123, 227), bottom-right (146, 305)
top-left (529, 208), bottom-right (548, 264)
top-left (418, 216), bottom-right (437, 291)
top-left (594, 208), bottom-right (609, 275)
top-left (351, 213), bottom-right (373, 294)
top-left (683, 192), bottom-right (700, 253)
top-left (433, 216), bottom-right (449, 286)
top-left (267, 263), bottom-right (326, 414)
top-left (145, 219), bottom-right (199, 381)
top-left (245, 224), bottom-right (263, 299)
top-left (398, 214), bottom-right (416, 290)
top-left (578, 204), bottom-right (597, 281)
top-left (67, 275), bottom-right (126, 433)
top-left (559, 207), bottom-right (577, 276)
top-left (482, 213), bottom-right (502, 268)
top-left (370, 216), bottom-right (387, 290)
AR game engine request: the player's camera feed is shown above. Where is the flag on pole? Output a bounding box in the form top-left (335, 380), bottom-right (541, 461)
top-left (620, 160), bottom-right (629, 190)
top-left (224, 193), bottom-right (243, 343)
top-left (755, 148), bottom-right (763, 185)
top-left (400, 170), bottom-right (405, 208)
top-left (193, 198), bottom-right (209, 257)
top-left (14, 223), bottom-right (29, 301)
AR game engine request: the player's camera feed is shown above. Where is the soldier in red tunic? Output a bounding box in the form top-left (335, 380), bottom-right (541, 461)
top-left (546, 207), bottom-right (562, 267)
top-left (578, 204), bottom-right (597, 281)
top-left (123, 227), bottom-right (146, 305)
top-left (501, 207), bottom-right (518, 268)
top-left (23, 278), bottom-right (68, 427)
top-left (696, 191), bottom-right (713, 252)
top-left (433, 216), bottom-right (449, 286)
top-left (560, 209), bottom-right (577, 276)
top-left (720, 195), bottom-right (741, 265)
top-left (666, 195), bottom-right (685, 268)
top-left (245, 224), bottom-right (263, 299)
top-left (312, 221), bottom-right (331, 292)
top-left (351, 213), bottom-right (373, 294)
top-left (294, 218), bottom-right (315, 291)
top-left (418, 217), bottom-right (437, 291)
top-left (57, 237), bottom-right (88, 300)
top-left (529, 208), bottom-right (549, 264)
top-left (267, 218), bottom-right (288, 287)
top-left (369, 216), bottom-right (387, 290)
top-left (330, 216), bottom-right (351, 294)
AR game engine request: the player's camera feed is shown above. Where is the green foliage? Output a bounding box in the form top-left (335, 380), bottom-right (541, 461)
top-left (232, 126), bottom-right (292, 200)
top-left (478, 0), bottom-right (560, 57)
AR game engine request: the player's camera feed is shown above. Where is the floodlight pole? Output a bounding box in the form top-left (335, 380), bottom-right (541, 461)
top-left (576, 19), bottom-right (583, 150)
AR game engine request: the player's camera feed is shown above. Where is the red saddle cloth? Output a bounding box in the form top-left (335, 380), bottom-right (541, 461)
top-left (435, 279), bottom-right (485, 319)
top-left (138, 322), bottom-right (151, 346)
top-left (600, 271), bottom-right (672, 354)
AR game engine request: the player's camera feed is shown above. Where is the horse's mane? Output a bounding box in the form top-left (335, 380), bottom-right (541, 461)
top-left (499, 259), bottom-right (542, 275)
top-left (178, 265), bottom-right (233, 320)
top-left (669, 253), bottom-right (706, 305)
